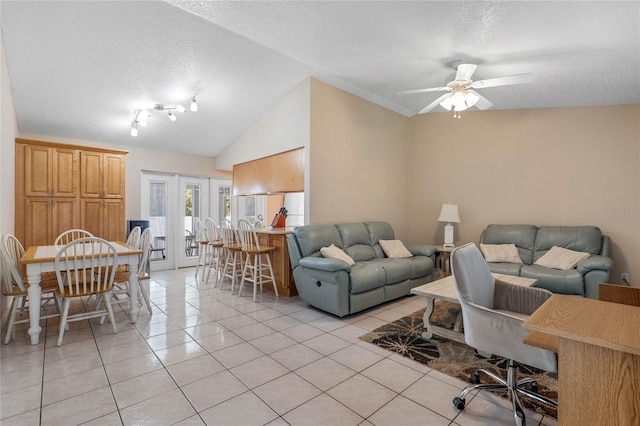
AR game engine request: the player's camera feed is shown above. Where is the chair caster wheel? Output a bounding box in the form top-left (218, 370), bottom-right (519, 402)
top-left (530, 381), bottom-right (539, 392)
top-left (470, 372), bottom-right (481, 384)
top-left (453, 397), bottom-right (466, 410)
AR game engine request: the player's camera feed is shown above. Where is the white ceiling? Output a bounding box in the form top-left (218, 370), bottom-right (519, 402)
top-left (2, 1), bottom-right (639, 157)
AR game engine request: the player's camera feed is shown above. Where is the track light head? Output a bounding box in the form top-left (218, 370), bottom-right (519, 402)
top-left (168, 110), bottom-right (176, 121)
top-left (130, 124), bottom-right (138, 137)
top-left (190, 96), bottom-right (198, 112)
top-left (129, 95), bottom-right (197, 135)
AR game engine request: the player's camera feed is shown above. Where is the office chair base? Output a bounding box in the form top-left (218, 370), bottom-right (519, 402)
top-left (452, 360), bottom-right (557, 426)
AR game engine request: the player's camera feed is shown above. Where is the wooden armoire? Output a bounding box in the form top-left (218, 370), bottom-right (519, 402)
top-left (15, 139), bottom-right (127, 247)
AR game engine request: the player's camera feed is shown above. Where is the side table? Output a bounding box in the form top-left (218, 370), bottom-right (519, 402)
top-left (434, 245), bottom-right (455, 276)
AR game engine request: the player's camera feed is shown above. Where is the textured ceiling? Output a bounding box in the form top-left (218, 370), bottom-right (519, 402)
top-left (2, 1), bottom-right (639, 157)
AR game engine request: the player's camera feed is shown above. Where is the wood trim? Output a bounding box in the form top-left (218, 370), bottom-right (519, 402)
top-left (232, 147), bottom-right (304, 195)
top-left (16, 138), bottom-right (129, 155)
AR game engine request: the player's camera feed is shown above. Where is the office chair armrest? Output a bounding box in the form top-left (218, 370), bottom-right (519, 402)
top-left (493, 279), bottom-right (553, 315)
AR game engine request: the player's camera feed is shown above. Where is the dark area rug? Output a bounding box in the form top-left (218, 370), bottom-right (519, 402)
top-left (359, 300), bottom-right (557, 418)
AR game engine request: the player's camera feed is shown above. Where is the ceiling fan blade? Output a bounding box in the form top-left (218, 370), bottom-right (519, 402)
top-left (470, 73), bottom-right (533, 89)
top-left (455, 64), bottom-right (477, 81)
top-left (418, 93), bottom-right (450, 114)
top-left (398, 86), bottom-right (449, 95)
top-left (468, 90), bottom-right (494, 110)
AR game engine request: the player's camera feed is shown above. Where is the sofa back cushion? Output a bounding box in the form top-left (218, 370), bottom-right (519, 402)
top-left (533, 226), bottom-right (603, 262)
top-left (336, 223), bottom-right (376, 261)
top-left (365, 222), bottom-right (396, 258)
top-left (293, 224), bottom-right (343, 257)
top-left (481, 224), bottom-right (538, 264)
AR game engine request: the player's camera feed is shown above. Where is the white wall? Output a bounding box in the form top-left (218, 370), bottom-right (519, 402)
top-left (215, 79), bottom-right (311, 171)
top-left (1, 32), bottom-right (19, 317)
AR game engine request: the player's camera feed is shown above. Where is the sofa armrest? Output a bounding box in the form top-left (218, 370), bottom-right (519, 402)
top-left (493, 279), bottom-right (553, 315)
top-left (299, 257), bottom-right (352, 273)
top-left (577, 255), bottom-right (613, 274)
top-left (407, 244), bottom-right (437, 258)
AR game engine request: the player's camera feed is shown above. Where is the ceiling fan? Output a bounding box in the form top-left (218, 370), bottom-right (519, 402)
top-left (399, 62), bottom-right (533, 118)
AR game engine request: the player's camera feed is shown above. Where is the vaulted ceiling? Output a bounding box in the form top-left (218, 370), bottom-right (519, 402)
top-left (2, 1), bottom-right (639, 157)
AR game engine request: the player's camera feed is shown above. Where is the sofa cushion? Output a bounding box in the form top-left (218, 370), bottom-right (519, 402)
top-left (481, 224), bottom-right (538, 264)
top-left (379, 240), bottom-right (413, 259)
top-left (320, 244), bottom-right (355, 266)
top-left (365, 222), bottom-right (396, 258)
top-left (369, 258), bottom-right (412, 283)
top-left (349, 262), bottom-right (386, 293)
top-left (294, 224), bottom-right (343, 257)
top-left (337, 223), bottom-right (376, 261)
top-left (534, 246), bottom-right (590, 270)
top-left (533, 226), bottom-right (603, 262)
top-left (521, 265), bottom-right (585, 296)
top-left (487, 262), bottom-right (524, 276)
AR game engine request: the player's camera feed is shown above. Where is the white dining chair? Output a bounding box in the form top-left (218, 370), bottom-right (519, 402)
top-left (54, 229), bottom-right (94, 246)
top-left (54, 237), bottom-right (118, 346)
top-left (126, 226), bottom-right (142, 248)
top-left (1, 234), bottom-right (61, 344)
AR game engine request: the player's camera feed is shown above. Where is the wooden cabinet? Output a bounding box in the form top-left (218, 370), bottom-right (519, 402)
top-left (257, 229), bottom-right (297, 296)
top-left (80, 151), bottom-right (125, 198)
top-left (233, 148), bottom-right (304, 196)
top-left (24, 144), bottom-right (78, 197)
top-left (80, 198), bottom-right (125, 243)
top-left (15, 139), bottom-right (127, 247)
top-left (25, 197), bottom-right (79, 247)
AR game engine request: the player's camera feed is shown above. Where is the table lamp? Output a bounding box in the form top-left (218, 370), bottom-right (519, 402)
top-left (438, 203), bottom-right (460, 247)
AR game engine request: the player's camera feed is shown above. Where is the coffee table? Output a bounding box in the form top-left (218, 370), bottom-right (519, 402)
top-left (410, 273), bottom-right (538, 344)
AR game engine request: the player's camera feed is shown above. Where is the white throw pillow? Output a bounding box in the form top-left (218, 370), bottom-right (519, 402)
top-left (320, 244), bottom-right (355, 266)
top-left (379, 240), bottom-right (413, 259)
top-left (534, 246), bottom-right (590, 270)
top-left (480, 244), bottom-right (523, 263)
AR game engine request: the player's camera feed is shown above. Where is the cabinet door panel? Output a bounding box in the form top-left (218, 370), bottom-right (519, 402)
top-left (103, 154), bottom-right (125, 198)
top-left (25, 145), bottom-right (52, 196)
top-left (80, 199), bottom-right (104, 237)
top-left (80, 151), bottom-right (103, 197)
top-left (103, 199), bottom-right (125, 241)
top-left (25, 198), bottom-right (52, 246)
top-left (52, 148), bottom-right (78, 197)
top-left (51, 198), bottom-right (79, 240)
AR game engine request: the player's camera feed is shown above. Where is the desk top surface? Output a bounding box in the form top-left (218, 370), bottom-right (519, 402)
top-left (523, 294), bottom-right (640, 356)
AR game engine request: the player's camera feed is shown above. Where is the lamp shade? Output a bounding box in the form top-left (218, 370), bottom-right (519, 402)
top-left (438, 203), bottom-right (460, 223)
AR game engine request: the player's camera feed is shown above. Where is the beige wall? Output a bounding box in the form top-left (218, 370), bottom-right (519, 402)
top-left (309, 79), bottom-right (411, 239)
top-left (16, 133), bottom-right (227, 223)
top-left (408, 105), bottom-right (640, 285)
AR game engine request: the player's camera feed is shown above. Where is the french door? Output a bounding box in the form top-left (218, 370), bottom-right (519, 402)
top-left (142, 172), bottom-right (230, 271)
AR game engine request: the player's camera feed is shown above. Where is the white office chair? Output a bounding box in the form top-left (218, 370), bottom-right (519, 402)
top-left (450, 243), bottom-right (557, 425)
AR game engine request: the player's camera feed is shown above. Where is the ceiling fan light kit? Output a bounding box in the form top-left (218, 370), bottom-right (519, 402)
top-left (129, 96), bottom-right (198, 136)
top-left (399, 62), bottom-right (532, 118)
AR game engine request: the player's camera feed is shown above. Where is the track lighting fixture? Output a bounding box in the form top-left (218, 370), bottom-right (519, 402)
top-left (129, 95), bottom-right (198, 136)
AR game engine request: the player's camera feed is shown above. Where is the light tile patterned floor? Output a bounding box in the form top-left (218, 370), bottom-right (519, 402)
top-left (0, 268), bottom-right (558, 426)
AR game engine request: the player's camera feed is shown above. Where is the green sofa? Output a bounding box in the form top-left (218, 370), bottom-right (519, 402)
top-left (286, 222), bottom-right (436, 317)
top-left (480, 224), bottom-right (613, 298)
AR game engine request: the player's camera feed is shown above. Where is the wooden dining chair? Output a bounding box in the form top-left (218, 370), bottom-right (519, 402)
top-left (54, 229), bottom-right (94, 246)
top-left (1, 234), bottom-right (61, 344)
top-left (54, 237), bottom-right (118, 346)
top-left (237, 219), bottom-right (279, 302)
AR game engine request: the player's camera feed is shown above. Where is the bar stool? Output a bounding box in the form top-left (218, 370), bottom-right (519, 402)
top-left (219, 218), bottom-right (243, 293)
top-left (237, 219), bottom-right (278, 302)
top-left (203, 218), bottom-right (224, 285)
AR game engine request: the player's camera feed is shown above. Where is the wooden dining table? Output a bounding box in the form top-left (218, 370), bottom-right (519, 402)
top-left (20, 241), bottom-right (144, 345)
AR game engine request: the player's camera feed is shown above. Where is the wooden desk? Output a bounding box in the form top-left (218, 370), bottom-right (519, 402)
top-left (523, 295), bottom-right (640, 425)
top-left (20, 241), bottom-right (143, 345)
